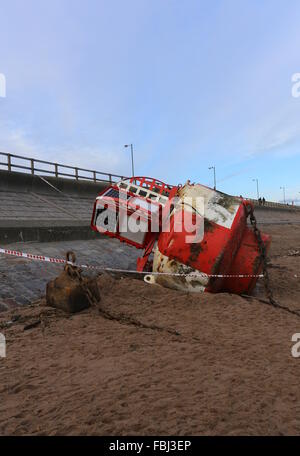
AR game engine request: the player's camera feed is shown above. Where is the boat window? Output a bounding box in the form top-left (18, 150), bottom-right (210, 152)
top-left (139, 190), bottom-right (147, 197)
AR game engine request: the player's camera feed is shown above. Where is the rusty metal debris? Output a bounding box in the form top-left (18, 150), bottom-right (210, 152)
top-left (46, 251), bottom-right (100, 313)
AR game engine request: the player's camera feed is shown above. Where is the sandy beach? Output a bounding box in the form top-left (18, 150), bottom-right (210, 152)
top-left (1, 223), bottom-right (300, 435)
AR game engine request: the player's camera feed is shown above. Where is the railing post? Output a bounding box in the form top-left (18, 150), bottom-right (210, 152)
top-left (7, 154), bottom-right (11, 172)
top-left (2, 153), bottom-right (120, 184)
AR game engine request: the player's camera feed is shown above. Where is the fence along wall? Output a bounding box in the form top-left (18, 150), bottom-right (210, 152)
top-left (0, 151), bottom-right (126, 184)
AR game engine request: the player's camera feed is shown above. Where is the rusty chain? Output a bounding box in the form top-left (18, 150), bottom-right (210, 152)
top-left (63, 251), bottom-right (182, 334)
top-left (65, 211), bottom-right (300, 319)
top-left (245, 204), bottom-right (300, 318)
top-left (65, 209), bottom-right (275, 308)
top-left (246, 204), bottom-right (276, 306)
top-left (64, 251), bottom-right (99, 307)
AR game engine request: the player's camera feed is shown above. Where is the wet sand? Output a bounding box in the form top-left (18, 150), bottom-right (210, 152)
top-left (1, 223), bottom-right (300, 435)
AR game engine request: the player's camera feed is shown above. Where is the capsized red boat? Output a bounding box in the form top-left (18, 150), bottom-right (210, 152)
top-left (91, 176), bottom-right (271, 294)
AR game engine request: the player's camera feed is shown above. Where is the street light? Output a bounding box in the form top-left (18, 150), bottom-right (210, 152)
top-left (280, 186), bottom-right (286, 204)
top-left (208, 166), bottom-right (216, 190)
top-left (124, 143), bottom-right (135, 177)
top-left (252, 178), bottom-right (260, 200)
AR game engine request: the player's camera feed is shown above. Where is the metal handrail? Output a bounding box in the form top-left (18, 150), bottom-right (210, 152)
top-left (0, 151), bottom-right (126, 184)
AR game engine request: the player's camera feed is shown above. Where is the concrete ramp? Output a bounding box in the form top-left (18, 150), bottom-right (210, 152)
top-left (0, 170), bottom-right (108, 243)
top-left (250, 205), bottom-right (300, 225)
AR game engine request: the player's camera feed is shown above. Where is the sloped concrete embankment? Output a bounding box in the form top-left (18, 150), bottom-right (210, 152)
top-left (0, 170), bottom-right (109, 243)
top-left (1, 169), bottom-right (299, 243)
top-left (251, 205), bottom-right (300, 225)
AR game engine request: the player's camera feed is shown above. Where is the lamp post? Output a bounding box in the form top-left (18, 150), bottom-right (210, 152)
top-left (252, 178), bottom-right (260, 200)
top-left (280, 186), bottom-right (286, 204)
top-left (124, 143), bottom-right (135, 177)
top-left (208, 166), bottom-right (216, 190)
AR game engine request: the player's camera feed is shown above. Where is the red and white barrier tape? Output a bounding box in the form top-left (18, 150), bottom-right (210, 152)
top-left (0, 247), bottom-right (265, 279)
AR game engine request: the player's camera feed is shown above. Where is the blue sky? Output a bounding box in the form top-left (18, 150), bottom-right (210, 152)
top-left (0, 0), bottom-right (300, 202)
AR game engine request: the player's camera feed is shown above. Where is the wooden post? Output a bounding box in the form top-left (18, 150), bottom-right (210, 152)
top-left (7, 154), bottom-right (11, 171)
top-left (31, 159), bottom-right (34, 175)
top-left (93, 171), bottom-right (96, 182)
top-left (75, 168), bottom-right (79, 180)
top-left (55, 163), bottom-right (58, 178)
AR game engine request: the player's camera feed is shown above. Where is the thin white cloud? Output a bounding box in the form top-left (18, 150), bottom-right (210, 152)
top-left (0, 124), bottom-right (128, 177)
top-left (255, 125), bottom-right (300, 154)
